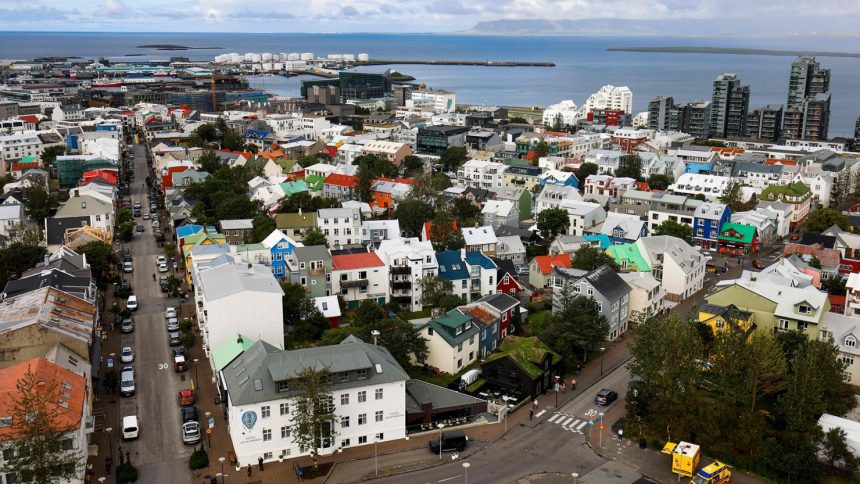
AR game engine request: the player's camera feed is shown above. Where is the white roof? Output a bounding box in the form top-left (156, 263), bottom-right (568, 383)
top-left (714, 278), bottom-right (827, 324)
top-left (304, 162), bottom-right (336, 174)
top-left (0, 203), bottom-right (22, 220)
top-left (220, 219), bottom-right (253, 230)
top-left (376, 237), bottom-right (436, 263)
top-left (601, 212), bottom-right (646, 238)
top-left (198, 262), bottom-right (284, 301)
top-left (481, 199), bottom-right (515, 217)
top-left (313, 296), bottom-right (342, 319)
top-left (462, 226), bottom-right (498, 246)
top-left (821, 313), bottom-right (860, 357)
top-left (637, 235), bottom-right (705, 275)
top-left (819, 414), bottom-right (860, 456)
top-left (496, 235), bottom-right (525, 256)
top-left (261, 229), bottom-right (300, 249)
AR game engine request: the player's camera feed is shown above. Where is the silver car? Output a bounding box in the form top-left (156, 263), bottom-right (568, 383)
top-left (182, 421), bottom-right (201, 445)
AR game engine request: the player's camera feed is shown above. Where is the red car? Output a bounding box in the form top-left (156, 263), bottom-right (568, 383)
top-left (752, 259), bottom-right (765, 269)
top-left (789, 233), bottom-right (800, 241)
top-left (178, 389), bottom-right (195, 406)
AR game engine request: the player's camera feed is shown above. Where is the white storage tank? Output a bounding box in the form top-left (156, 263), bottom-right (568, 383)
top-left (358, 53), bottom-right (369, 62)
top-left (288, 53), bottom-right (300, 61)
top-left (343, 54), bottom-right (355, 62)
top-left (273, 62), bottom-right (285, 70)
top-left (244, 53), bottom-right (254, 61)
top-left (261, 62), bottom-right (273, 71)
top-left (250, 53), bottom-right (262, 63)
top-left (327, 54), bottom-right (343, 60)
top-left (230, 54), bottom-right (243, 63)
top-left (300, 52), bottom-right (314, 60)
top-left (261, 53), bottom-right (273, 62)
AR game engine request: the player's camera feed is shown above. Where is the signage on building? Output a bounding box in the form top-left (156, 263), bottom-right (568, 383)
top-left (241, 410), bottom-right (257, 430)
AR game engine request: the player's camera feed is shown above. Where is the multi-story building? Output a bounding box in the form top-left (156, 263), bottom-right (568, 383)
top-left (462, 226), bottom-right (498, 256)
top-left (692, 202), bottom-right (731, 250)
top-left (759, 181), bottom-right (812, 229)
top-left (819, 313), bottom-right (860, 385)
top-left (261, 229), bottom-right (301, 281)
top-left (376, 238), bottom-right (437, 312)
top-left (330, 252), bottom-right (388, 309)
top-left (317, 207), bottom-right (362, 248)
top-left (361, 141), bottom-right (412, 166)
top-left (668, 100), bottom-right (711, 139)
top-left (285, 245), bottom-right (331, 298)
top-left (710, 73), bottom-right (749, 139)
top-left (0, 132), bottom-right (42, 164)
top-left (221, 335), bottom-right (408, 466)
top-left (783, 93), bottom-right (831, 141)
top-left (550, 265), bottom-right (632, 341)
top-left (416, 310), bottom-right (480, 374)
top-left (339, 71), bottom-right (391, 100)
top-left (415, 125), bottom-right (469, 156)
top-left (746, 105), bottom-right (783, 142)
top-left (647, 96), bottom-right (674, 131)
top-left (608, 235), bottom-right (707, 303)
top-left (408, 88), bottom-right (456, 113)
top-left (220, 219), bottom-right (254, 245)
top-left (457, 159), bottom-right (508, 189)
top-left (787, 56), bottom-right (830, 110)
top-left (668, 173), bottom-right (731, 201)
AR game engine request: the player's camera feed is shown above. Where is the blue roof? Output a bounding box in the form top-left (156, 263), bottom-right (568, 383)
top-left (465, 251), bottom-right (497, 270)
top-left (245, 129), bottom-right (270, 139)
top-left (436, 250), bottom-right (469, 280)
top-left (176, 224), bottom-right (204, 239)
top-left (583, 234), bottom-right (612, 250)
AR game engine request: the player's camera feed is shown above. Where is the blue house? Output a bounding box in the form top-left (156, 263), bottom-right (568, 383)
top-left (538, 169), bottom-right (579, 189)
top-left (583, 234), bottom-right (612, 250)
top-left (597, 212), bottom-right (648, 245)
top-left (261, 229), bottom-right (300, 279)
top-left (436, 250), bottom-right (471, 302)
top-left (693, 202), bottom-right (731, 250)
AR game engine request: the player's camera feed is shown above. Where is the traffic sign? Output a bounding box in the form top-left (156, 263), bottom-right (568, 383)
top-left (206, 427), bottom-right (212, 435)
top-left (208, 417), bottom-right (215, 429)
top-left (599, 423), bottom-right (605, 430)
top-left (107, 358), bottom-right (114, 368)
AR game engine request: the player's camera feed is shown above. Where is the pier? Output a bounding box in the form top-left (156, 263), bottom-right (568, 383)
top-left (355, 59), bottom-right (555, 67)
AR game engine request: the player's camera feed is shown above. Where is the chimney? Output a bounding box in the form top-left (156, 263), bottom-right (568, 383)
top-left (237, 335), bottom-right (244, 345)
top-left (371, 329), bottom-right (380, 346)
top-left (43, 255), bottom-right (50, 267)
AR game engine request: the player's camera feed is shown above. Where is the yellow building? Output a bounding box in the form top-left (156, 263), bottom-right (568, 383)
top-left (698, 303), bottom-right (756, 333)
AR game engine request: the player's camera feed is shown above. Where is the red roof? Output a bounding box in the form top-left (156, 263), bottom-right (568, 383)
top-left (766, 158), bottom-right (798, 166)
top-left (18, 115), bottom-right (39, 125)
top-left (533, 254), bottom-right (571, 275)
top-left (324, 173), bottom-right (357, 188)
top-left (375, 177), bottom-right (415, 185)
top-left (332, 252), bottom-right (384, 270)
top-left (323, 145), bottom-right (339, 158)
top-left (830, 294), bottom-right (846, 307)
top-left (0, 358), bottom-right (86, 439)
top-left (82, 169), bottom-right (118, 185)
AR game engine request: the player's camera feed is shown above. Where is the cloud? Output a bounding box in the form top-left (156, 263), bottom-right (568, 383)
top-left (0, 2), bottom-right (78, 23)
top-left (99, 0), bottom-right (128, 17)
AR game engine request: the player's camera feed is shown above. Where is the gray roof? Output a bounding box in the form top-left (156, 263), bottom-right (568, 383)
top-left (583, 265), bottom-right (632, 303)
top-left (54, 194), bottom-right (112, 218)
top-left (220, 219), bottom-right (254, 230)
top-left (223, 335), bottom-right (410, 406)
top-left (198, 263), bottom-right (283, 302)
top-left (476, 293), bottom-right (519, 312)
top-left (294, 245), bottom-right (331, 262)
top-left (45, 216), bottom-right (90, 245)
top-left (405, 379), bottom-right (486, 413)
top-left (732, 161), bottom-right (782, 176)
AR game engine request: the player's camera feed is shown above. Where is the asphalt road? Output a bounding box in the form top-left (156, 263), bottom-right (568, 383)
top-left (116, 143), bottom-right (193, 484)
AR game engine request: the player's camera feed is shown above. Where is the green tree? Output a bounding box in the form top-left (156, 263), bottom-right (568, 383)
top-left (429, 209), bottom-right (464, 251)
top-left (291, 297), bottom-right (329, 343)
top-left (115, 207), bottom-right (133, 226)
top-left (400, 155), bottom-right (424, 177)
top-left (194, 123), bottom-right (218, 143)
top-left (439, 146), bottom-right (468, 172)
top-left (822, 427), bottom-right (859, 474)
top-left (409, 170), bottom-right (452, 203)
top-left (23, 183), bottom-right (52, 223)
top-left (571, 245), bottom-right (619, 271)
top-left (718, 180), bottom-right (749, 212)
top-left (542, 286), bottom-right (609, 364)
top-left (536, 207), bottom-right (570, 239)
top-left (197, 150), bottom-right (222, 174)
top-left (805, 207), bottom-right (848, 233)
top-left (394, 199), bottom-right (433, 237)
top-left (652, 219), bottom-right (693, 244)
top-left (809, 255), bottom-right (821, 269)
top-left (0, 366), bottom-right (84, 484)
top-left (349, 302), bottom-right (428, 368)
top-left (550, 113), bottom-right (563, 132)
top-left (250, 213), bottom-right (276, 243)
top-left (646, 173), bottom-right (673, 191)
top-left (291, 367), bottom-right (338, 470)
top-left (508, 116), bottom-right (528, 124)
top-left (452, 198), bottom-right (480, 226)
top-left (188, 445), bottom-right (209, 470)
top-left (118, 221), bottom-right (135, 242)
top-left (0, 243), bottom-right (47, 290)
top-left (76, 241), bottom-right (116, 287)
top-left (163, 243), bottom-right (177, 260)
top-left (355, 154), bottom-right (397, 202)
top-left (39, 145), bottom-right (66, 165)
top-left (615, 154), bottom-right (643, 180)
top-left (301, 227), bottom-right (328, 247)
top-left (438, 294), bottom-right (467, 312)
top-left (533, 141), bottom-right (550, 160)
top-left (576, 162), bottom-right (599, 181)
top-left (420, 275), bottom-right (455, 308)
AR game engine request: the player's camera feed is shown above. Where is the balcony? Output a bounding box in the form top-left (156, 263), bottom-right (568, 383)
top-left (391, 266), bottom-right (411, 275)
top-left (309, 267), bottom-right (326, 276)
top-left (392, 281), bottom-right (412, 290)
top-left (340, 279), bottom-right (369, 289)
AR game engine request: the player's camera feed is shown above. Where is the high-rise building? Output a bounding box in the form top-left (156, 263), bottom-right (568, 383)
top-left (710, 73), bottom-right (749, 138)
top-left (746, 105), bottom-right (783, 142)
top-left (854, 116), bottom-right (860, 151)
top-left (669, 100), bottom-right (712, 140)
top-left (783, 93), bottom-right (831, 141)
top-left (648, 96), bottom-right (674, 131)
top-left (787, 56), bottom-right (831, 110)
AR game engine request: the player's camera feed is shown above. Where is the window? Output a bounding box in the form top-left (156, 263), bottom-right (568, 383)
top-left (457, 342), bottom-right (463, 352)
top-left (778, 319), bottom-right (790, 330)
top-left (341, 416), bottom-right (350, 428)
top-left (358, 436), bottom-right (367, 444)
top-left (586, 287), bottom-right (593, 296)
top-left (340, 372), bottom-right (350, 382)
top-left (597, 302), bottom-right (602, 312)
top-left (300, 277), bottom-right (307, 285)
top-left (281, 426), bottom-right (291, 438)
top-left (376, 433), bottom-right (384, 440)
top-left (375, 410), bottom-right (383, 422)
top-left (844, 372), bottom-right (853, 383)
top-left (300, 262), bottom-right (306, 269)
top-left (263, 429), bottom-right (272, 441)
top-left (457, 358), bottom-right (463, 368)
top-left (843, 355), bottom-right (855, 366)
top-left (340, 274), bottom-right (348, 281)
top-left (375, 388), bottom-right (383, 400)
top-left (428, 327), bottom-right (434, 336)
top-left (798, 305), bottom-right (811, 314)
top-left (280, 403), bottom-right (289, 416)
top-left (341, 438), bottom-right (351, 447)
top-left (359, 271), bottom-right (367, 279)
top-left (277, 381), bottom-right (289, 392)
top-left (358, 390), bottom-right (367, 402)
top-left (261, 406), bottom-right (270, 419)
top-left (357, 369), bottom-right (368, 380)
top-left (846, 336), bottom-right (857, 348)
top-left (358, 414), bottom-right (367, 425)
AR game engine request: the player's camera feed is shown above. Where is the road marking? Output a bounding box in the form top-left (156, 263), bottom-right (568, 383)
top-left (558, 417), bottom-right (573, 427)
top-left (574, 420), bottom-right (588, 431)
top-left (585, 409), bottom-right (598, 418)
top-left (564, 419), bottom-right (581, 430)
top-left (535, 409), bottom-right (547, 418)
top-left (438, 475), bottom-right (463, 482)
top-left (547, 413), bottom-right (562, 423)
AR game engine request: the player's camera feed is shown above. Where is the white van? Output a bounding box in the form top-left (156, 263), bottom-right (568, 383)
top-left (122, 415), bottom-right (139, 440)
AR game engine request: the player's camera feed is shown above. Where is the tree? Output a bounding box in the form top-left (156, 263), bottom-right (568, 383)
top-left (400, 155), bottom-right (424, 177)
top-left (542, 286), bottom-right (609, 364)
top-left (163, 243), bottom-right (177, 260)
top-left (550, 113), bottom-right (563, 132)
top-left (439, 146), bottom-right (468, 172)
top-left (536, 207), bottom-right (570, 239)
top-left (428, 209), bottom-right (463, 251)
top-left (437, 294), bottom-right (467, 312)
top-left (615, 154), bottom-right (643, 180)
top-left (290, 367), bottom-right (338, 470)
top-left (23, 183), bottom-right (51, 223)
top-left (420, 275), bottom-right (455, 308)
top-left (647, 173), bottom-right (673, 191)
top-left (718, 180), bottom-right (750, 212)
top-left (40, 145), bottom-right (66, 166)
top-left (409, 171), bottom-right (452, 203)
top-left (394, 199), bottom-right (433, 237)
top-left (452, 198), bottom-right (480, 226)
top-left (808, 255), bottom-right (821, 269)
top-left (355, 154), bottom-right (397, 202)
top-left (576, 162), bottom-right (599, 182)
top-left (653, 219), bottom-right (693, 244)
top-left (194, 123), bottom-right (218, 143)
top-left (76, 241), bottom-right (116, 287)
top-left (571, 245), bottom-right (619, 271)
top-left (822, 427), bottom-right (859, 474)
top-left (197, 150), bottom-right (222, 174)
top-left (302, 227), bottom-right (328, 247)
top-left (0, 366), bottom-right (84, 484)
top-left (291, 298), bottom-right (329, 343)
top-left (0, 243), bottom-right (47, 290)
top-left (348, 301), bottom-right (428, 367)
top-left (533, 141), bottom-right (550, 159)
top-left (805, 207), bottom-right (848, 233)
top-left (251, 213), bottom-right (276, 243)
top-left (188, 445), bottom-right (209, 470)
top-left (508, 116), bottom-right (528, 124)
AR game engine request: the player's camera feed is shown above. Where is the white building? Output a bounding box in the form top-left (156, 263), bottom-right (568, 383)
top-left (416, 310), bottom-right (480, 374)
top-left (53, 192), bottom-right (114, 235)
top-left (221, 335), bottom-right (408, 466)
top-left (376, 238), bottom-right (438, 312)
top-left (0, 132), bottom-right (42, 163)
top-left (560, 200), bottom-right (607, 236)
top-left (668, 173), bottom-right (732, 201)
top-left (481, 199), bottom-right (517, 230)
top-left (819, 313), bottom-right (860, 385)
top-left (195, 262), bottom-right (285, 358)
top-left (619, 271), bottom-right (665, 321)
top-left (542, 100), bottom-right (579, 126)
top-left (635, 236), bottom-right (707, 304)
top-left (534, 184), bottom-right (583, 215)
top-left (0, 203), bottom-right (24, 240)
top-left (579, 85), bottom-right (633, 116)
top-left (330, 252), bottom-right (389, 308)
top-left (317, 207), bottom-right (362, 248)
top-left (457, 159), bottom-right (508, 189)
top-left (407, 89), bottom-right (456, 113)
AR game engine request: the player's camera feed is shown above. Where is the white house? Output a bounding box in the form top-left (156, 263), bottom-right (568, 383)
top-left (416, 310), bottom-right (480, 374)
top-left (0, 132), bottom-right (42, 163)
top-left (220, 335), bottom-right (408, 467)
top-left (560, 200), bottom-right (607, 236)
top-left (668, 173), bottom-right (732, 201)
top-left (457, 159), bottom-right (508, 189)
top-left (819, 313), bottom-right (860, 385)
top-left (462, 226), bottom-right (498, 255)
top-left (636, 236), bottom-right (707, 304)
top-left (495, 235), bottom-right (527, 264)
top-left (330, 252), bottom-right (389, 309)
top-left (542, 100), bottom-right (579, 126)
top-left (195, 262), bottom-right (285, 359)
top-left (619, 271), bottom-right (665, 321)
top-left (317, 207), bottom-right (362, 248)
top-left (0, 203), bottom-right (24, 240)
top-left (54, 192), bottom-right (113, 235)
top-left (481, 199), bottom-right (517, 230)
top-left (376, 238), bottom-right (438, 312)
top-left (534, 184), bottom-right (583, 215)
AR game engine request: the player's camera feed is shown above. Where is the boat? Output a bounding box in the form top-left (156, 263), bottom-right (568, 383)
top-left (92, 77), bottom-right (123, 88)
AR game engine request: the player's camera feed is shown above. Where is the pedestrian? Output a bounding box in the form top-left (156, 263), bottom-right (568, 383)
top-left (105, 455), bottom-right (112, 474)
top-left (152, 273), bottom-right (156, 281)
top-left (533, 398), bottom-right (538, 409)
top-left (258, 456), bottom-right (264, 471)
top-left (561, 381), bottom-right (567, 393)
top-left (247, 464), bottom-right (252, 478)
top-left (529, 409), bottom-right (534, 420)
top-left (571, 378), bottom-right (577, 390)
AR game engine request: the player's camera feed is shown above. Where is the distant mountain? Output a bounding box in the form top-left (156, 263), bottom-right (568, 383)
top-left (462, 17), bottom-right (860, 37)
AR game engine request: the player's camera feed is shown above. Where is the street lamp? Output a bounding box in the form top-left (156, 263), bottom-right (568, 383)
top-left (462, 462), bottom-right (470, 484)
top-left (104, 427), bottom-right (114, 467)
top-left (219, 456), bottom-right (226, 484)
top-left (599, 347), bottom-right (606, 376)
top-left (572, 472), bottom-right (579, 483)
top-left (437, 423), bottom-right (445, 460)
top-left (205, 411), bottom-right (212, 449)
top-left (193, 358), bottom-right (200, 390)
top-left (599, 412), bottom-right (605, 448)
top-left (374, 435), bottom-right (379, 477)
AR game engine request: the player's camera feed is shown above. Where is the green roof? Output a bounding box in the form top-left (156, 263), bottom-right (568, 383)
top-left (606, 243), bottom-right (651, 271)
top-left (275, 212), bottom-right (317, 230)
top-left (429, 311), bottom-right (479, 347)
top-left (20, 155), bottom-right (38, 164)
top-left (304, 175), bottom-right (325, 191)
top-left (276, 158), bottom-right (297, 172)
top-left (212, 333), bottom-right (257, 371)
top-left (718, 222), bottom-right (756, 244)
top-left (280, 180), bottom-right (309, 196)
top-left (434, 311), bottom-right (472, 329)
top-left (760, 181), bottom-right (811, 203)
top-left (483, 335), bottom-right (561, 378)
top-left (503, 157), bottom-right (531, 168)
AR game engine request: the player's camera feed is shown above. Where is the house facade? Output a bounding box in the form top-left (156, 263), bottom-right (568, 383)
top-left (330, 252), bottom-right (388, 309)
top-left (692, 202), bottom-right (731, 250)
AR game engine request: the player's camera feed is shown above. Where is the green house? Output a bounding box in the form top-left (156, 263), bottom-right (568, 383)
top-left (606, 243), bottom-right (651, 271)
top-left (717, 222), bottom-right (758, 254)
top-left (280, 180), bottom-right (309, 197)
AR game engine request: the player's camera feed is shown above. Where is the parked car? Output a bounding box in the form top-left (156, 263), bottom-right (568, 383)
top-left (152, 220), bottom-right (160, 229)
top-left (752, 259), bottom-right (765, 269)
top-left (428, 431), bottom-right (468, 453)
top-left (178, 388), bottom-right (195, 406)
top-left (136, 225), bottom-right (145, 233)
top-left (123, 254), bottom-right (133, 263)
top-left (158, 263), bottom-right (169, 273)
top-left (123, 261), bottom-right (133, 273)
top-left (166, 317), bottom-right (179, 332)
top-left (180, 406), bottom-right (198, 423)
top-left (702, 251), bottom-right (712, 260)
top-left (126, 295), bottom-right (138, 311)
top-left (182, 421), bottom-right (201, 445)
top-left (120, 318), bottom-right (134, 334)
top-left (120, 366), bottom-right (135, 397)
top-left (168, 331), bottom-right (182, 346)
top-left (120, 346), bottom-right (134, 363)
top-left (165, 307), bottom-right (177, 318)
top-left (143, 213), bottom-right (150, 220)
top-left (157, 256), bottom-right (167, 265)
top-left (173, 346), bottom-right (187, 358)
top-left (595, 388), bottom-right (618, 406)
top-left (122, 415), bottom-right (139, 440)
top-left (133, 202), bottom-right (142, 209)
top-left (174, 355), bottom-right (187, 372)
top-left (160, 275), bottom-right (169, 292)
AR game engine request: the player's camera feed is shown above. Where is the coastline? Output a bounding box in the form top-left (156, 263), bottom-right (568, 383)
top-left (607, 46), bottom-right (860, 58)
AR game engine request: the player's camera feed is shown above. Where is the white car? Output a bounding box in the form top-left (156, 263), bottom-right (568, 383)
top-left (127, 295), bottom-right (138, 311)
top-left (120, 346), bottom-right (134, 363)
top-left (157, 255), bottom-right (167, 265)
top-left (165, 307), bottom-right (177, 318)
top-left (158, 263), bottom-right (168, 273)
top-left (143, 213), bottom-right (151, 220)
top-left (122, 415), bottom-right (139, 440)
top-left (702, 251), bottom-right (713, 260)
top-left (152, 220), bottom-right (160, 229)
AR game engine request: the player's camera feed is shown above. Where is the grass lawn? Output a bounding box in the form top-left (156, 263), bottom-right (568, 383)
top-left (524, 309), bottom-right (552, 336)
top-left (410, 361), bottom-right (482, 388)
top-left (399, 308), bottom-right (432, 320)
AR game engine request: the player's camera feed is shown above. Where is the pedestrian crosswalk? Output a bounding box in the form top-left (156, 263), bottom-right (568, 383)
top-left (544, 412), bottom-right (590, 433)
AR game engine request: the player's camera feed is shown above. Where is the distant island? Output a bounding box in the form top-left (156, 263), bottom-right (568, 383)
top-left (608, 46), bottom-right (860, 58)
top-left (137, 44), bottom-right (223, 50)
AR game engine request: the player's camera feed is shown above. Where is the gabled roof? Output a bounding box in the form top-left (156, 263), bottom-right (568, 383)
top-left (718, 222), bottom-right (757, 244)
top-left (532, 253), bottom-right (572, 275)
top-left (197, 263), bottom-right (284, 302)
top-left (331, 252), bottom-right (384, 270)
top-left (436, 250), bottom-right (469, 280)
top-left (324, 173), bottom-right (357, 188)
top-left (465, 251), bottom-right (497, 270)
top-left (582, 265), bottom-right (632, 303)
top-left (462, 226), bottom-right (498, 246)
top-left (476, 293), bottom-right (520, 312)
top-left (212, 334), bottom-right (257, 371)
top-left (483, 335), bottom-right (560, 378)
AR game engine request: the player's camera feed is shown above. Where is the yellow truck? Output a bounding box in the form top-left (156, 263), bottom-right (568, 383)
top-left (662, 441), bottom-right (701, 478)
top-left (691, 461), bottom-right (732, 484)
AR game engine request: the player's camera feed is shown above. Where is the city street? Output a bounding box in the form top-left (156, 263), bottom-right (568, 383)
top-left (115, 143), bottom-right (194, 484)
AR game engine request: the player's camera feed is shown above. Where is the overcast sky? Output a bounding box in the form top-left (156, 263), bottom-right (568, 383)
top-left (3, 0), bottom-right (860, 33)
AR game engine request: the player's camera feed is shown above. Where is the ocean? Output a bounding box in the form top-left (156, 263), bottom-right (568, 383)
top-left (1, 32), bottom-right (858, 136)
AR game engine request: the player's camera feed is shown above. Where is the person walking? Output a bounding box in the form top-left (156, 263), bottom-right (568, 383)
top-left (529, 409), bottom-right (534, 420)
top-left (571, 378), bottom-right (577, 390)
top-left (561, 381), bottom-right (567, 393)
top-left (258, 456), bottom-right (264, 471)
top-left (247, 464), bottom-right (252, 478)
top-left (152, 273), bottom-right (156, 281)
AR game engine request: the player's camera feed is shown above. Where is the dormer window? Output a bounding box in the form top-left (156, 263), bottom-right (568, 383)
top-left (455, 326), bottom-right (463, 335)
top-left (277, 380), bottom-right (289, 392)
top-left (846, 336), bottom-right (856, 348)
top-left (798, 304), bottom-right (812, 315)
top-left (357, 369), bottom-right (368, 380)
